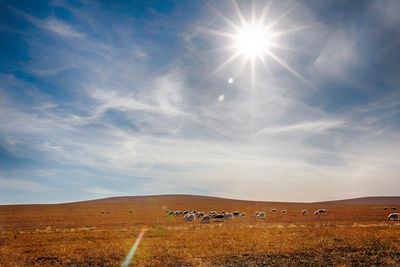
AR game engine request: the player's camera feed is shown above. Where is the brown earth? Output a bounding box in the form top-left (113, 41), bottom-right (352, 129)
top-left (1, 195), bottom-right (399, 266)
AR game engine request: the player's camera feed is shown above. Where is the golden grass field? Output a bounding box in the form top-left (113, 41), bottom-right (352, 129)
top-left (1, 195), bottom-right (399, 266)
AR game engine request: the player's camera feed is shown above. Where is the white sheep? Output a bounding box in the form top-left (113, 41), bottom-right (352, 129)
top-left (302, 209), bottom-right (308, 215)
top-left (184, 213), bottom-right (195, 221)
top-left (314, 209), bottom-right (327, 215)
top-left (258, 211), bottom-right (266, 219)
top-left (224, 213), bottom-right (234, 220)
top-left (201, 215), bottom-right (212, 223)
top-left (174, 210), bottom-right (181, 216)
top-left (209, 211), bottom-right (217, 217)
top-left (387, 213), bottom-right (399, 221)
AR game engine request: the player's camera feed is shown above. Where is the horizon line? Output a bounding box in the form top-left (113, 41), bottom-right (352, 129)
top-left (1, 193), bottom-right (400, 206)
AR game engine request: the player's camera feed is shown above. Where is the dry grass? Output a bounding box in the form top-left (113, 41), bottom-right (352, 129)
top-left (0, 195), bottom-right (399, 266)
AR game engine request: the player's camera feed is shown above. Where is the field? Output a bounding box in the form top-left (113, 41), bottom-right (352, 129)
top-left (1, 195), bottom-right (400, 266)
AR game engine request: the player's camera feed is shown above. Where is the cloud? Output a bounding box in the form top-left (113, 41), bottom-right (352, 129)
top-left (42, 19), bottom-right (84, 38)
top-left (84, 186), bottom-right (125, 195)
top-left (2, 3), bottom-right (83, 39)
top-left (312, 30), bottom-right (359, 80)
top-left (0, 177), bottom-right (55, 192)
top-left (257, 119), bottom-right (345, 135)
top-left (371, 0), bottom-right (400, 28)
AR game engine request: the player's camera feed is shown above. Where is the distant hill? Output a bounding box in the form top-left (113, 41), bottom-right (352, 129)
top-left (319, 196), bottom-right (400, 205)
top-left (2, 194), bottom-right (400, 207)
top-left (64, 194), bottom-right (400, 206)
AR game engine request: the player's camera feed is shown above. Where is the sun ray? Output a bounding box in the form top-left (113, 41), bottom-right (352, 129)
top-left (265, 50), bottom-right (315, 89)
top-left (266, 5), bottom-right (294, 31)
top-left (251, 57), bottom-right (256, 86)
top-left (259, 54), bottom-right (272, 78)
top-left (186, 44), bottom-right (237, 63)
top-left (267, 43), bottom-right (301, 53)
top-left (197, 27), bottom-right (237, 39)
top-left (211, 52), bottom-right (241, 75)
top-left (207, 3), bottom-right (240, 31)
top-left (270, 23), bottom-right (318, 38)
top-left (231, 0), bottom-right (246, 26)
top-left (257, 1), bottom-right (273, 25)
top-left (251, 0), bottom-right (256, 24)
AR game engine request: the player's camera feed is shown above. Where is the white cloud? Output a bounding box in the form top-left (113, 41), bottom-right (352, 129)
top-left (312, 30), bottom-right (359, 80)
top-left (0, 177), bottom-right (55, 192)
top-left (84, 186), bottom-right (125, 195)
top-left (43, 19), bottom-right (84, 38)
top-left (371, 0), bottom-right (400, 27)
top-left (257, 119), bottom-right (345, 135)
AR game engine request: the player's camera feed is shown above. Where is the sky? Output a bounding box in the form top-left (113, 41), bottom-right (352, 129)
top-left (0, 0), bottom-right (399, 204)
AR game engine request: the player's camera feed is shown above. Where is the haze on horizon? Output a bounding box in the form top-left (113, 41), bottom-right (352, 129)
top-left (0, 0), bottom-right (399, 204)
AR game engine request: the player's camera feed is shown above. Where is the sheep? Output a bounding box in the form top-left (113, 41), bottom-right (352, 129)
top-left (184, 213), bottom-right (195, 221)
top-left (258, 211), bottom-right (266, 219)
top-left (197, 212), bottom-right (205, 218)
top-left (314, 209), bottom-right (327, 215)
top-left (214, 214), bottom-right (225, 221)
top-left (201, 215), bottom-right (212, 223)
top-left (183, 211), bottom-right (189, 215)
top-left (233, 211), bottom-right (240, 216)
top-left (209, 211), bottom-right (217, 217)
top-left (174, 210), bottom-right (181, 216)
top-left (281, 209), bottom-right (287, 213)
top-left (254, 211), bottom-right (261, 216)
top-left (302, 209), bottom-right (308, 215)
top-left (224, 213), bottom-right (234, 220)
top-left (239, 212), bottom-right (246, 217)
top-left (387, 213), bottom-right (399, 221)
top-left (270, 208), bottom-right (277, 213)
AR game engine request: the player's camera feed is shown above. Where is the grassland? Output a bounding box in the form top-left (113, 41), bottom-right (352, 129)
top-left (1, 195), bottom-right (399, 266)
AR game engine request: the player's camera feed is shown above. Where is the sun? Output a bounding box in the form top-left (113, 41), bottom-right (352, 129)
top-left (234, 23), bottom-right (272, 60)
top-left (206, 1), bottom-right (312, 85)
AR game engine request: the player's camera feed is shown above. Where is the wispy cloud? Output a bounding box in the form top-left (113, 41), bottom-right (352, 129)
top-left (84, 186), bottom-right (125, 196)
top-left (42, 18), bottom-right (84, 38)
top-left (257, 119), bottom-right (345, 135)
top-left (0, 177), bottom-right (55, 192)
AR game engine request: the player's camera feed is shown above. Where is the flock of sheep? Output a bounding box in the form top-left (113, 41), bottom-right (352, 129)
top-left (166, 210), bottom-right (245, 223)
top-left (165, 208), bottom-right (332, 223)
top-left (165, 208), bottom-right (399, 222)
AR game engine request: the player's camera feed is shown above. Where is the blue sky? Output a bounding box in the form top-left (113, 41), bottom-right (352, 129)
top-left (0, 0), bottom-right (399, 204)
